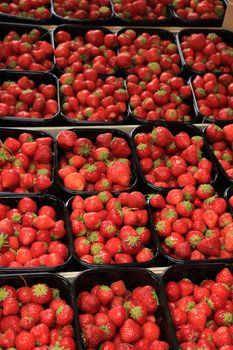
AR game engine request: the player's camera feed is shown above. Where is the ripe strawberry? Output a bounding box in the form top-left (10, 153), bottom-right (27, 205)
top-left (1, 169), bottom-right (20, 189)
top-left (82, 324), bottom-right (106, 348)
top-left (152, 127), bottom-right (174, 147)
top-left (97, 285), bottom-right (114, 306)
top-left (110, 280), bottom-right (127, 297)
top-left (15, 330), bottom-right (36, 350)
top-left (56, 304), bottom-right (74, 326)
top-left (143, 320), bottom-right (160, 342)
top-left (197, 236), bottom-right (221, 257)
top-left (77, 291), bottom-right (101, 314)
top-left (107, 161), bottom-right (131, 187)
top-left (30, 283), bottom-right (52, 305)
top-left (108, 305), bottom-right (127, 327)
top-left (119, 319), bottom-right (143, 343)
top-left (216, 268), bottom-right (233, 286)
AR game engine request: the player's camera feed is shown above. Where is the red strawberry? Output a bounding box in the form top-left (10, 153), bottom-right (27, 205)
top-left (187, 308), bottom-right (207, 332)
top-left (56, 304), bottom-right (74, 326)
top-left (30, 283), bottom-right (52, 305)
top-left (82, 324), bottom-right (106, 348)
top-left (33, 215), bottom-right (55, 230)
top-left (197, 237), bottom-right (221, 257)
top-left (108, 305), bottom-right (127, 327)
top-left (119, 319), bottom-right (143, 343)
top-left (110, 280), bottom-right (127, 297)
top-left (15, 330), bottom-right (36, 350)
top-left (216, 268), bottom-right (233, 286)
top-left (77, 291), bottom-right (101, 314)
top-left (1, 169), bottom-right (20, 189)
top-left (107, 161), bottom-right (131, 187)
top-left (151, 127), bottom-right (174, 147)
top-left (97, 285), bottom-right (114, 306)
top-left (181, 145), bottom-right (202, 165)
top-left (57, 130), bottom-right (77, 150)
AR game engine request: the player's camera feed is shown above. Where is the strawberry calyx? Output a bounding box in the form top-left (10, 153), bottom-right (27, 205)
top-left (0, 233), bottom-right (9, 250)
top-left (91, 244), bottom-right (103, 255)
top-left (186, 301), bottom-right (195, 311)
top-left (49, 342), bottom-right (69, 350)
top-left (124, 235), bottom-right (140, 246)
top-left (32, 283), bottom-right (50, 298)
top-left (0, 287), bottom-right (8, 301)
top-left (129, 305), bottom-right (143, 319)
top-left (190, 235), bottom-right (202, 247)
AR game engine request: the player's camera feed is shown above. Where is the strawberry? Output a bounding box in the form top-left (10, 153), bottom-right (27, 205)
top-left (97, 285), bottom-right (114, 306)
top-left (214, 309), bottom-right (233, 326)
top-left (56, 304), bottom-right (74, 326)
top-left (110, 280), bottom-right (127, 297)
top-left (152, 127), bottom-right (174, 147)
top-left (15, 330), bottom-right (36, 350)
top-left (33, 215), bottom-right (55, 230)
top-left (1, 169), bottom-right (20, 190)
top-left (78, 291), bottom-right (101, 314)
top-left (57, 130), bottom-right (78, 150)
top-left (196, 184), bottom-right (215, 200)
top-left (108, 305), bottom-right (127, 327)
top-left (131, 286), bottom-right (159, 314)
top-left (181, 145), bottom-right (202, 165)
top-left (143, 320), bottom-right (160, 342)
top-left (197, 236), bottom-right (221, 257)
top-left (129, 303), bottom-right (148, 326)
top-left (119, 319), bottom-right (143, 343)
top-left (0, 329), bottom-right (15, 348)
top-left (30, 283), bottom-right (52, 305)
top-left (107, 161), bottom-right (131, 187)
top-left (82, 324), bottom-right (106, 348)
top-left (216, 268), bottom-right (233, 286)
top-left (187, 308), bottom-right (207, 332)
top-left (212, 326), bottom-right (232, 347)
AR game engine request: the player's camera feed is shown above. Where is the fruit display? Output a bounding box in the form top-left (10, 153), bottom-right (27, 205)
top-left (0, 273), bottom-right (76, 349)
top-left (132, 124), bottom-right (218, 191)
top-left (163, 264), bottom-right (233, 349)
top-left (149, 183), bottom-right (233, 261)
top-left (205, 124), bottom-right (233, 182)
top-left (68, 191), bottom-right (157, 266)
top-left (0, 71), bottom-right (59, 122)
top-left (112, 0), bottom-right (171, 22)
top-left (53, 0), bottom-right (113, 21)
top-left (191, 73), bottom-right (233, 123)
top-left (74, 268), bottom-right (174, 349)
top-left (127, 73), bottom-right (194, 122)
top-left (0, 0), bottom-right (52, 21)
top-left (178, 29), bottom-right (233, 74)
top-left (0, 129), bottom-right (55, 193)
top-left (171, 0), bottom-right (225, 22)
top-left (0, 23), bottom-right (54, 72)
top-left (59, 73), bottom-right (129, 123)
top-left (0, 195), bottom-right (71, 270)
top-left (57, 129), bottom-right (137, 194)
top-left (53, 27), bottom-right (117, 74)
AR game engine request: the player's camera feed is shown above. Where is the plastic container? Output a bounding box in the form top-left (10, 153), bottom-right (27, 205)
top-left (0, 193), bottom-right (72, 273)
top-left (52, 24), bottom-right (116, 74)
top-left (0, 22), bottom-right (55, 72)
top-left (72, 267), bottom-right (177, 350)
top-left (189, 75), bottom-right (233, 126)
top-left (161, 263), bottom-right (233, 349)
top-left (0, 127), bottom-right (56, 194)
top-left (170, 0), bottom-right (227, 27)
top-left (203, 125), bottom-right (233, 186)
top-left (52, 0), bottom-right (114, 24)
top-left (56, 128), bottom-right (138, 196)
top-left (224, 185), bottom-right (233, 212)
top-left (130, 122), bottom-right (219, 193)
top-left (66, 194), bottom-right (159, 269)
top-left (60, 76), bottom-right (131, 126)
top-left (112, 2), bottom-right (172, 26)
top-left (129, 78), bottom-right (198, 124)
top-left (0, 70), bottom-right (60, 126)
top-left (0, 0), bottom-right (53, 24)
top-left (148, 182), bottom-right (233, 265)
top-left (117, 27), bottom-right (181, 75)
top-left (176, 28), bottom-right (233, 76)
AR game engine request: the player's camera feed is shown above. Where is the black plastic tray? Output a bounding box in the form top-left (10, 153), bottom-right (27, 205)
top-left (0, 70), bottom-right (60, 126)
top-left (113, 2), bottom-right (173, 26)
top-left (117, 27), bottom-right (181, 75)
top-left (0, 22), bottom-right (55, 72)
top-left (224, 185), bottom-right (233, 212)
top-left (129, 77), bottom-right (198, 124)
top-left (0, 0), bottom-right (53, 24)
top-left (161, 263), bottom-right (233, 349)
top-left (148, 183), bottom-right (233, 264)
top-left (0, 193), bottom-right (72, 273)
top-left (66, 193), bottom-right (159, 269)
top-left (52, 24), bottom-right (116, 74)
top-left (130, 122), bottom-right (219, 193)
top-left (56, 128), bottom-right (138, 196)
top-left (203, 125), bottom-right (233, 185)
top-left (189, 75), bottom-right (233, 126)
top-left (72, 267), bottom-right (177, 350)
top-left (176, 28), bottom-right (233, 76)
top-left (60, 76), bottom-right (131, 126)
top-left (170, 0), bottom-right (227, 27)
top-left (52, 0), bottom-right (114, 24)
top-left (0, 127), bottom-right (56, 194)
